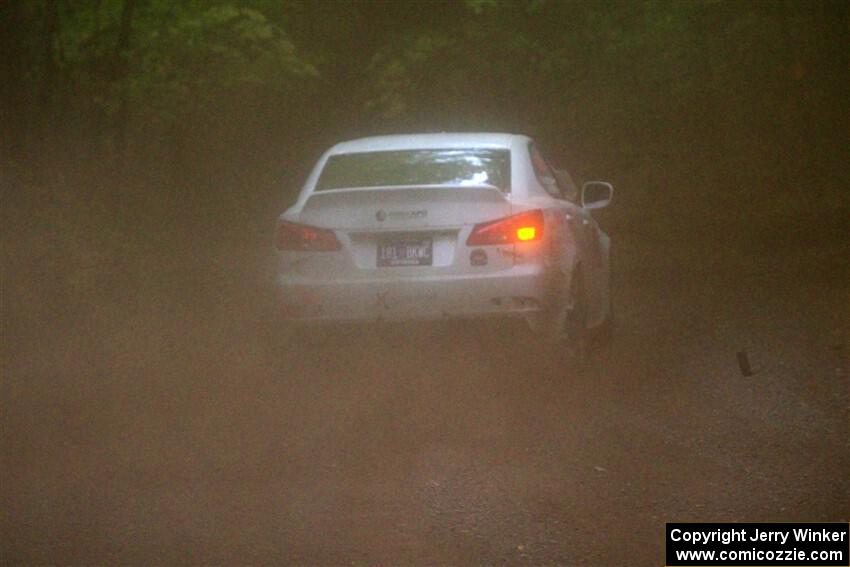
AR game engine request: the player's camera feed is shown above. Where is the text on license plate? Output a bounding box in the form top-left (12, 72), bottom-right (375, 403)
top-left (377, 238), bottom-right (433, 267)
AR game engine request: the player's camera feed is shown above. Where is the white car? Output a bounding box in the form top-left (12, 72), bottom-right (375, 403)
top-left (275, 133), bottom-right (613, 356)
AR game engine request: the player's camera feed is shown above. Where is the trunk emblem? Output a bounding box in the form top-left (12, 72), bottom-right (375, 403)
top-left (376, 209), bottom-right (387, 222)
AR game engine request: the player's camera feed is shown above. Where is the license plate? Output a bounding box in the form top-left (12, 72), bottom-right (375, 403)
top-left (377, 238), bottom-right (433, 267)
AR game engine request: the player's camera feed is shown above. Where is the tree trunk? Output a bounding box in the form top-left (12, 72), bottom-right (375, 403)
top-left (0, 1), bottom-right (31, 158)
top-left (37, 0), bottom-right (59, 162)
top-left (113, 0), bottom-right (136, 163)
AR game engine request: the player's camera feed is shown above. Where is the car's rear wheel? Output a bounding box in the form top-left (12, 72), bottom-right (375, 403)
top-left (557, 272), bottom-right (589, 368)
top-left (589, 293), bottom-right (614, 347)
top-left (543, 268), bottom-right (588, 371)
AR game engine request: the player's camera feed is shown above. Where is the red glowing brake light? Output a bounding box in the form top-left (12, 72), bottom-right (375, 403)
top-left (276, 220), bottom-right (341, 251)
top-left (466, 209), bottom-right (544, 246)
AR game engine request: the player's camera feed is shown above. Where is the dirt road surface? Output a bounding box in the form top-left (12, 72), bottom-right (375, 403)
top-left (3, 230), bottom-right (848, 565)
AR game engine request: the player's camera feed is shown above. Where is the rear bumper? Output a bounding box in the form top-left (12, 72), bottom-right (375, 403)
top-left (276, 264), bottom-right (550, 324)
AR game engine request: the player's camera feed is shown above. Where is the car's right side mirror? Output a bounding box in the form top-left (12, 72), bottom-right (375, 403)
top-left (581, 181), bottom-right (614, 210)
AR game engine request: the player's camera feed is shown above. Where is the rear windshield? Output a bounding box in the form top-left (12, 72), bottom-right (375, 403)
top-left (315, 149), bottom-right (511, 192)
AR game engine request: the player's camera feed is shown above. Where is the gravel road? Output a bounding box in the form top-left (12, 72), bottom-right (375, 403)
top-left (3, 233), bottom-right (847, 565)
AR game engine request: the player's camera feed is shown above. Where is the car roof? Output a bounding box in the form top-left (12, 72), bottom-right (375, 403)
top-left (328, 132), bottom-right (528, 154)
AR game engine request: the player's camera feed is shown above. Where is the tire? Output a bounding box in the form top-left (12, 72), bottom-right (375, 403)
top-left (589, 293), bottom-right (614, 347)
top-left (548, 268), bottom-right (589, 371)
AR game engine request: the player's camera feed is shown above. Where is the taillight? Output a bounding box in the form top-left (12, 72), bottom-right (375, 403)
top-left (276, 220), bottom-right (341, 251)
top-left (466, 210), bottom-right (544, 246)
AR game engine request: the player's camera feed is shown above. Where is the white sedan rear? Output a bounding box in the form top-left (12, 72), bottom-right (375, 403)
top-left (275, 133), bottom-right (613, 352)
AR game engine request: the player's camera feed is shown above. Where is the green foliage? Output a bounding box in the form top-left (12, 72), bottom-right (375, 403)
top-left (136, 2), bottom-right (316, 92)
top-left (10, 0), bottom-right (319, 158)
top-left (5, 0), bottom-right (845, 201)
